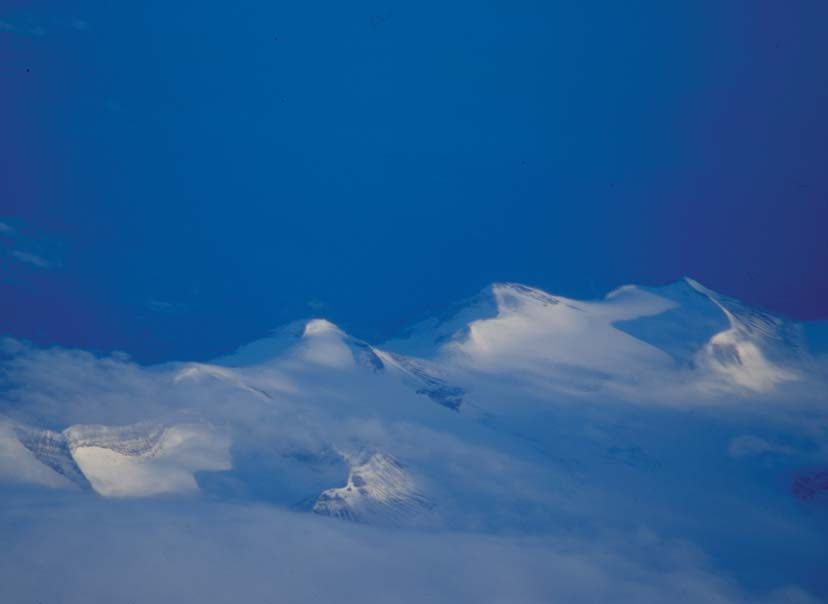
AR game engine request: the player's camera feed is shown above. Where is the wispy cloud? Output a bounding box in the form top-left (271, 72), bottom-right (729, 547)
top-left (0, 218), bottom-right (62, 270)
top-left (70, 18), bottom-right (89, 32)
top-left (307, 298), bottom-right (326, 311)
top-left (10, 250), bottom-right (52, 269)
top-left (0, 20), bottom-right (46, 37)
top-left (147, 299), bottom-right (186, 314)
top-left (0, 15), bottom-right (88, 37)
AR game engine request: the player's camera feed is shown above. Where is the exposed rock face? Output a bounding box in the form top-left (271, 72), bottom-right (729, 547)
top-left (313, 452), bottom-right (432, 524)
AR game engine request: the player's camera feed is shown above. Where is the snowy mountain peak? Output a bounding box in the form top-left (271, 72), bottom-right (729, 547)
top-left (214, 317), bottom-right (384, 371)
top-left (381, 283), bottom-right (564, 357)
top-left (301, 318), bottom-right (342, 337)
top-left (611, 277), bottom-right (808, 390)
top-left (379, 278), bottom-right (821, 396)
top-left (197, 278), bottom-right (822, 402)
top-left (488, 282), bottom-right (564, 310)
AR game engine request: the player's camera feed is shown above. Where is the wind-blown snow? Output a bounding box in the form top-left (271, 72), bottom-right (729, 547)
top-left (1, 278), bottom-right (827, 603)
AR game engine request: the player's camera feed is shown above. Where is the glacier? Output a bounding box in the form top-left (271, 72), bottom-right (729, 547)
top-left (1, 278), bottom-right (827, 603)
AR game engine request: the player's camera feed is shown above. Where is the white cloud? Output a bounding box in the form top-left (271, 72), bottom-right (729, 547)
top-left (0, 497), bottom-right (819, 604)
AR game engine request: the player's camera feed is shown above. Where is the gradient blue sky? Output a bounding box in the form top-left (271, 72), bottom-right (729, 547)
top-left (2, 1), bottom-right (827, 363)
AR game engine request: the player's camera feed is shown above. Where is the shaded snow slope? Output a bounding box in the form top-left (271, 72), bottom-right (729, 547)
top-left (612, 279), bottom-right (732, 366)
top-left (0, 421), bottom-right (80, 488)
top-left (14, 423), bottom-right (91, 489)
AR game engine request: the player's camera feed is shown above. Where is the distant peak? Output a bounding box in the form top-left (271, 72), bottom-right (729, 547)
top-left (212, 317), bottom-right (347, 367)
top-left (302, 318), bottom-right (342, 337)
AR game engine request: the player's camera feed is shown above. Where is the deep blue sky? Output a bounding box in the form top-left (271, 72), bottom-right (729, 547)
top-left (2, 1), bottom-right (827, 363)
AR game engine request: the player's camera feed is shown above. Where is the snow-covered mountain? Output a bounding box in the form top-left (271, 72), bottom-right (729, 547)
top-left (1, 278), bottom-right (827, 603)
top-left (384, 277), bottom-right (811, 396)
top-left (2, 278), bottom-right (825, 501)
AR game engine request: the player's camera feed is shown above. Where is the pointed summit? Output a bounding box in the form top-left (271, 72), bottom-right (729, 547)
top-left (213, 318), bottom-right (322, 366)
top-left (301, 318), bottom-right (340, 336)
top-left (214, 318), bottom-right (383, 371)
